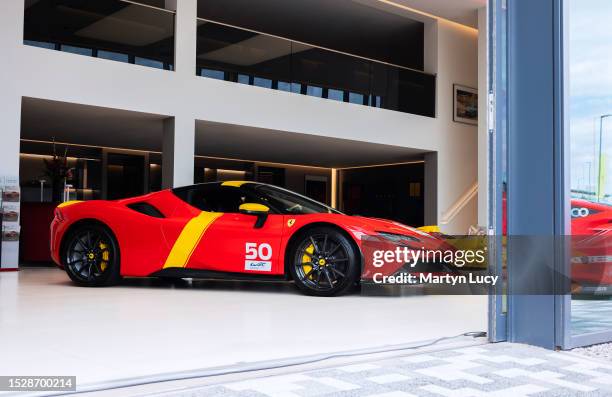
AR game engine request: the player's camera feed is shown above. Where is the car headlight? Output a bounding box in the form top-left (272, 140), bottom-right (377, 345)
top-left (376, 231), bottom-right (421, 244)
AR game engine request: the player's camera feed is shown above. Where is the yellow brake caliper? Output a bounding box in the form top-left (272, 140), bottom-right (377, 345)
top-left (302, 244), bottom-right (315, 279)
top-left (99, 242), bottom-right (109, 272)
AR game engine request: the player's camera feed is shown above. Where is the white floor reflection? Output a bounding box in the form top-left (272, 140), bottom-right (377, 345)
top-left (0, 268), bottom-right (487, 388)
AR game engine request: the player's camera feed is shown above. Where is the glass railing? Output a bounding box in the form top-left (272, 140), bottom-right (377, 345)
top-left (196, 20), bottom-right (436, 117)
top-left (23, 0), bottom-right (175, 70)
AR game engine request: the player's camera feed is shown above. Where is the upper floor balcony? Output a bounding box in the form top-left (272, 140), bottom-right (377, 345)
top-left (23, 0), bottom-right (175, 70)
top-left (195, 19), bottom-right (436, 118)
top-left (23, 0), bottom-right (436, 118)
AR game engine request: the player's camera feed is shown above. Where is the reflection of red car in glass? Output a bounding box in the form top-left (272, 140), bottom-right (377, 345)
top-left (569, 199), bottom-right (612, 294)
top-left (503, 195), bottom-right (612, 293)
top-left (570, 199), bottom-right (612, 235)
top-left (50, 181), bottom-right (446, 296)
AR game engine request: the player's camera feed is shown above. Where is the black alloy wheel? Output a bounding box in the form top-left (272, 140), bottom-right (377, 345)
top-left (63, 224), bottom-right (120, 287)
top-left (290, 227), bottom-right (359, 296)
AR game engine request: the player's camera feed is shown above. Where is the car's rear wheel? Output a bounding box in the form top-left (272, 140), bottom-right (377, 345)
top-left (63, 223), bottom-right (120, 287)
top-left (289, 227), bottom-right (359, 296)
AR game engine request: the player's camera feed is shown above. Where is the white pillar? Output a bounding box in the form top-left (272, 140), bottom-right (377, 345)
top-left (0, 1), bottom-right (23, 173)
top-left (162, 117), bottom-right (195, 189)
top-left (477, 7), bottom-right (488, 227)
top-left (172, 0), bottom-right (197, 75)
top-left (423, 19), bottom-right (439, 75)
top-left (0, 0), bottom-right (24, 269)
top-left (0, 95), bottom-right (21, 270)
top-left (0, 52), bottom-right (22, 180)
top-left (160, 0), bottom-right (197, 189)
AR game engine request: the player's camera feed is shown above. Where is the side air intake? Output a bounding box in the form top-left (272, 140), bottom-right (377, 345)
top-left (126, 202), bottom-right (165, 218)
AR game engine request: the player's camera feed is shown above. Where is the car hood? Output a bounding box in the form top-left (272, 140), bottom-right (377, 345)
top-left (306, 214), bottom-right (440, 247)
top-left (350, 216), bottom-right (435, 238)
top-left (339, 215), bottom-right (450, 278)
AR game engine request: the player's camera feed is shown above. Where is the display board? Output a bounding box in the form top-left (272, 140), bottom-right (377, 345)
top-left (0, 175), bottom-right (20, 269)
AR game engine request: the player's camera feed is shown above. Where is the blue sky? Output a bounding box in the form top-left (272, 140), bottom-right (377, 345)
top-left (569, 0), bottom-right (612, 197)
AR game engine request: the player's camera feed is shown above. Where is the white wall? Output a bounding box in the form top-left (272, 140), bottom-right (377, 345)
top-left (0, 0), bottom-right (24, 268)
top-left (432, 19), bottom-right (479, 233)
top-left (0, 0), bottom-right (480, 268)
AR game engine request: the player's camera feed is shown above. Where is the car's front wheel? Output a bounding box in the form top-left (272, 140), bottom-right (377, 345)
top-left (289, 227), bottom-right (360, 296)
top-left (63, 223), bottom-right (121, 287)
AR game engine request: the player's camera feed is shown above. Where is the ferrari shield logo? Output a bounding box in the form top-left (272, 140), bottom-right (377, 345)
top-left (287, 219), bottom-right (296, 227)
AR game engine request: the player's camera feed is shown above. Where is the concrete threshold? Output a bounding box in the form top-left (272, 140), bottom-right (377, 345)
top-left (62, 335), bottom-right (488, 397)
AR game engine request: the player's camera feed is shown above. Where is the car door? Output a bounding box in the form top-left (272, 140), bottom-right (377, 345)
top-left (187, 185), bottom-right (286, 275)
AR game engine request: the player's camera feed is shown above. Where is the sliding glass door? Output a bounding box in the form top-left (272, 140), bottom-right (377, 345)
top-left (566, 0), bottom-right (612, 348)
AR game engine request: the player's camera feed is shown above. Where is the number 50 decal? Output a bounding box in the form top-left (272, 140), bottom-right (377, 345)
top-left (245, 242), bottom-right (273, 271)
top-left (245, 242), bottom-right (273, 260)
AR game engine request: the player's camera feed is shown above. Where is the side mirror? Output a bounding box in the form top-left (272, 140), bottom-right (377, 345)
top-left (239, 203), bottom-right (270, 228)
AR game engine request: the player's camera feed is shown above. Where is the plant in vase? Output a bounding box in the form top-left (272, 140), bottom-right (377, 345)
top-left (43, 139), bottom-right (74, 203)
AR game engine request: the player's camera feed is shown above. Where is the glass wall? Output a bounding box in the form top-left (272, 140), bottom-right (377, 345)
top-left (23, 0), bottom-right (175, 70)
top-left (197, 0), bottom-right (426, 72)
top-left (196, 20), bottom-right (436, 117)
top-left (569, 0), bottom-right (612, 337)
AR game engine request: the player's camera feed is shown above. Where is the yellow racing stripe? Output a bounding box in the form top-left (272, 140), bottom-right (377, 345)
top-left (163, 212), bottom-right (223, 268)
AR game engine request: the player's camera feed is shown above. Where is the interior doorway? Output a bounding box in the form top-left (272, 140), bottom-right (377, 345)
top-left (339, 162), bottom-right (425, 227)
top-left (257, 166), bottom-right (286, 186)
top-left (106, 152), bottom-right (146, 200)
top-left (304, 175), bottom-right (328, 203)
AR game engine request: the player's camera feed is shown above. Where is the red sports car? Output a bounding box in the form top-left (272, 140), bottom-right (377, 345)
top-left (569, 199), bottom-right (612, 293)
top-left (503, 194), bottom-right (612, 293)
top-left (50, 181), bottom-right (443, 296)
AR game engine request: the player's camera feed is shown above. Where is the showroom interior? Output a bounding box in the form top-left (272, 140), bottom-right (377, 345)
top-left (0, 0), bottom-right (490, 387)
top-left (12, 0), bottom-right (483, 265)
top-left (18, 99), bottom-right (433, 265)
top-left (4, 0), bottom-right (610, 392)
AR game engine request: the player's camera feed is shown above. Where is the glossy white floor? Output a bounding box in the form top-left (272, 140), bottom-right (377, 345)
top-left (0, 268), bottom-right (487, 389)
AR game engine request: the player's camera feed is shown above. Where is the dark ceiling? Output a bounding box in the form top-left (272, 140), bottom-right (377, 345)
top-left (197, 0), bottom-right (424, 70)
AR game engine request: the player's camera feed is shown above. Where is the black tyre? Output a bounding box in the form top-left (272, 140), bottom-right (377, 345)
top-left (63, 223), bottom-right (121, 287)
top-left (289, 227), bottom-right (360, 296)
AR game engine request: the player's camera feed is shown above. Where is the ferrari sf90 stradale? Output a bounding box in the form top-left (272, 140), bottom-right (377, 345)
top-left (51, 181), bottom-right (445, 296)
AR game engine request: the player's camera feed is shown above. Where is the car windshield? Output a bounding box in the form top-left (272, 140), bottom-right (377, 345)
top-left (250, 184), bottom-right (343, 215)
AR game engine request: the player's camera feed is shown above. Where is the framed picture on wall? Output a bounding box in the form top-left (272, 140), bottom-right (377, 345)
top-left (453, 84), bottom-right (478, 125)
